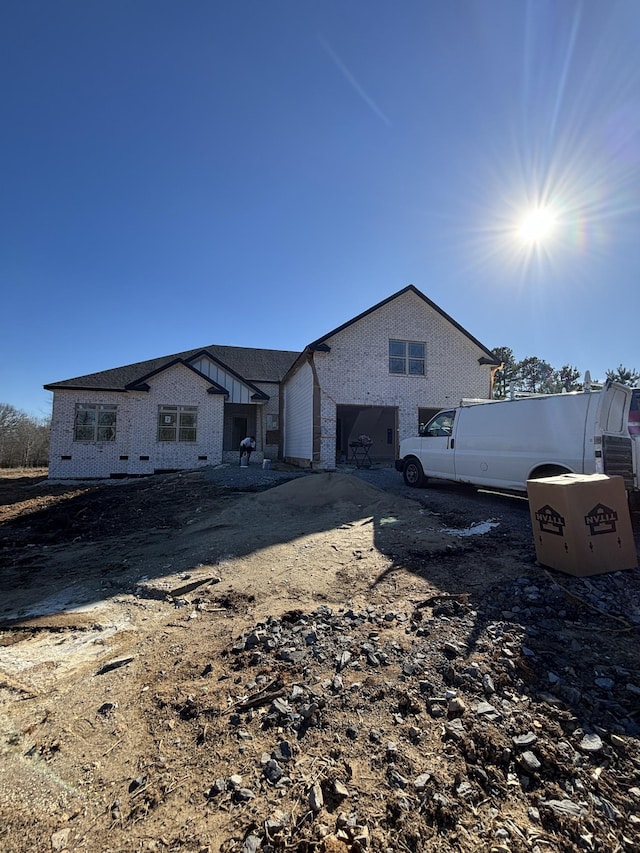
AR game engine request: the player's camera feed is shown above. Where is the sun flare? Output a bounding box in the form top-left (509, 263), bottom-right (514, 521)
top-left (518, 207), bottom-right (557, 243)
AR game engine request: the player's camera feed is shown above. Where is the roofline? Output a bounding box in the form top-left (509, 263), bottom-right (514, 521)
top-left (45, 353), bottom-right (270, 401)
top-left (281, 350), bottom-right (312, 384)
top-left (185, 350), bottom-right (269, 399)
top-left (305, 284), bottom-right (500, 364)
top-left (43, 384), bottom-right (125, 393)
top-left (120, 358), bottom-right (232, 396)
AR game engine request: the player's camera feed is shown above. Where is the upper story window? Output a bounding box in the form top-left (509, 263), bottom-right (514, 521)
top-left (389, 340), bottom-right (425, 375)
top-left (74, 403), bottom-right (117, 441)
top-left (158, 405), bottom-right (197, 442)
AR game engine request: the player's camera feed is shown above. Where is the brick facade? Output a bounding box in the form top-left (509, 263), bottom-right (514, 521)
top-left (48, 363), bottom-right (225, 479)
top-left (284, 289), bottom-right (494, 469)
top-left (46, 287), bottom-right (497, 479)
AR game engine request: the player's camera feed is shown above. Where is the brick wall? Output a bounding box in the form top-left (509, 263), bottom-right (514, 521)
top-left (48, 363), bottom-right (225, 479)
top-left (310, 290), bottom-right (493, 468)
top-left (48, 291), bottom-right (492, 477)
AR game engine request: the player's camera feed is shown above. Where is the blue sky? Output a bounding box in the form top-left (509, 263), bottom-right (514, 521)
top-left (2, 0), bottom-right (639, 419)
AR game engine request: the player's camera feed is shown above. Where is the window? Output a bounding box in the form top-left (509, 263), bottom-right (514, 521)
top-left (389, 340), bottom-right (425, 375)
top-left (629, 389), bottom-right (640, 436)
top-left (419, 407), bottom-right (441, 433)
top-left (74, 404), bottom-right (117, 441)
top-left (420, 410), bottom-right (455, 437)
top-left (157, 405), bottom-right (197, 442)
top-left (265, 413), bottom-right (279, 445)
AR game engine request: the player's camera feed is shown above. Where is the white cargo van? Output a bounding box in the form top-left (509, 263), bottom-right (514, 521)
top-left (395, 380), bottom-right (636, 493)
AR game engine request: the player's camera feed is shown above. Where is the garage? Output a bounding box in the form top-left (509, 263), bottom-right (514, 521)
top-left (335, 405), bottom-right (397, 466)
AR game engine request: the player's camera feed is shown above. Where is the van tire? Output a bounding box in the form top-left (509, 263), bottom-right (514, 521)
top-left (529, 465), bottom-right (572, 480)
top-left (403, 458), bottom-right (426, 488)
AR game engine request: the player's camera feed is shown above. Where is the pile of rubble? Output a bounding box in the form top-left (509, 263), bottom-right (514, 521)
top-left (153, 570), bottom-right (640, 852)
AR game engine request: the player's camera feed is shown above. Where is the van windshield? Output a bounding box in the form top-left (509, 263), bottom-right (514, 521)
top-left (420, 410), bottom-right (455, 437)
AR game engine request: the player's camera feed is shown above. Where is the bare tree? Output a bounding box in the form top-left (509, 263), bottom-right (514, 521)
top-left (0, 403), bottom-right (50, 468)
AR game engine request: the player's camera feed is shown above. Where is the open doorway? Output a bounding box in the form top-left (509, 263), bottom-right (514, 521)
top-left (231, 416), bottom-right (248, 452)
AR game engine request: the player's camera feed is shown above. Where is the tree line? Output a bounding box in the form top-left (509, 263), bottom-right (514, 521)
top-left (491, 348), bottom-right (640, 399)
top-left (0, 403), bottom-right (50, 468)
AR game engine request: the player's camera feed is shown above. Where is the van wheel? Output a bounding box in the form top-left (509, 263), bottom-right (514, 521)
top-left (403, 458), bottom-right (426, 488)
top-left (529, 465), bottom-right (571, 480)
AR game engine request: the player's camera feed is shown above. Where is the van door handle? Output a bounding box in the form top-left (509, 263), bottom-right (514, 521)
top-left (450, 438), bottom-right (454, 449)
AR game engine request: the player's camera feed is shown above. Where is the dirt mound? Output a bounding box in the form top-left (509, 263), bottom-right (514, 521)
top-left (248, 472), bottom-right (401, 512)
top-left (195, 472), bottom-right (437, 572)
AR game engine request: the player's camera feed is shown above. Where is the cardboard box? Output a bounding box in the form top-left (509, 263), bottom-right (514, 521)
top-left (527, 474), bottom-right (638, 576)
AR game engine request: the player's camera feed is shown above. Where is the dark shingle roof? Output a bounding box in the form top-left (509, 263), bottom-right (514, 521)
top-left (45, 286), bottom-right (499, 394)
top-left (44, 345), bottom-right (301, 392)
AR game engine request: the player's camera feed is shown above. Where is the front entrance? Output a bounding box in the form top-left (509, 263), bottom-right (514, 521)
top-left (222, 404), bottom-right (263, 464)
top-left (335, 405), bottom-right (397, 465)
top-left (224, 404), bottom-right (257, 452)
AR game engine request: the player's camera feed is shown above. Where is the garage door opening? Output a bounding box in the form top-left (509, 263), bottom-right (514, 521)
top-left (335, 405), bottom-right (397, 466)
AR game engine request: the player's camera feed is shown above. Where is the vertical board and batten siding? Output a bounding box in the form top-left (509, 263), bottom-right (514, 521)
top-left (283, 360), bottom-right (314, 464)
top-left (190, 356), bottom-right (253, 404)
top-left (48, 363), bottom-right (225, 478)
top-left (311, 290), bottom-right (493, 468)
top-left (191, 359), bottom-right (280, 459)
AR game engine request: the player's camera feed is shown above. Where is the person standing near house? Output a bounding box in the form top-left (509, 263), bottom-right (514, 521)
top-left (239, 435), bottom-right (256, 465)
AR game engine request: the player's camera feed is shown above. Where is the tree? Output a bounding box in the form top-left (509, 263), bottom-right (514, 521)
top-left (549, 365), bottom-right (582, 393)
top-left (515, 356), bottom-right (555, 394)
top-left (0, 403), bottom-right (50, 468)
top-left (605, 365), bottom-right (640, 387)
top-left (491, 346), bottom-right (517, 399)
top-left (492, 347), bottom-right (587, 397)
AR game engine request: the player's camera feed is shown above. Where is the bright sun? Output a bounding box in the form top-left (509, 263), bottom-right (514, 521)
top-left (518, 207), bottom-right (557, 243)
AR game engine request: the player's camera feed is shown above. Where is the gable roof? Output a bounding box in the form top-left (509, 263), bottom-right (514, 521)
top-left (44, 287), bottom-right (499, 396)
top-left (305, 285), bottom-right (500, 364)
top-left (44, 345), bottom-right (300, 393)
top-left (122, 358), bottom-right (231, 397)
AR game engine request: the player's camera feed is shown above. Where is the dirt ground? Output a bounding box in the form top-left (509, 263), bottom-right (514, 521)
top-left (1, 467), bottom-right (639, 853)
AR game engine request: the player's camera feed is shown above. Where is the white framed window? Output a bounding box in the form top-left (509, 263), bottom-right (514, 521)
top-left (74, 403), bottom-right (117, 441)
top-left (389, 340), bottom-right (425, 375)
top-left (157, 405), bottom-right (197, 442)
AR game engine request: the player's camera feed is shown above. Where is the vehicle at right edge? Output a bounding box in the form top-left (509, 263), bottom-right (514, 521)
top-left (395, 380), bottom-right (636, 494)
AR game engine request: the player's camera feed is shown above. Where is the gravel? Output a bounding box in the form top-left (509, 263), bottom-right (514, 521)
top-left (201, 460), bottom-right (412, 493)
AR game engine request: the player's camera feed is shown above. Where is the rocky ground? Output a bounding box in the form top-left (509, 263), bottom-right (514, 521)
top-left (1, 465), bottom-right (639, 852)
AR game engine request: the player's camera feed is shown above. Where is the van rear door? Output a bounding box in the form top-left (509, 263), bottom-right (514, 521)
top-left (628, 389), bottom-right (640, 436)
top-left (595, 381), bottom-right (634, 488)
